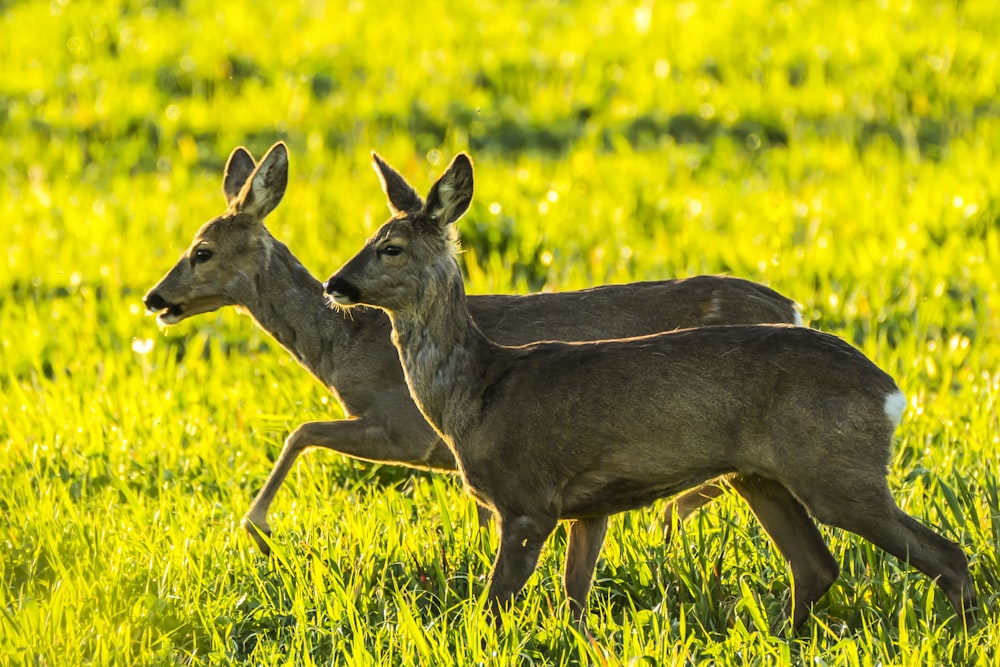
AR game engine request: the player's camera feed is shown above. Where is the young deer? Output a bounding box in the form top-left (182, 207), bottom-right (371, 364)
top-left (143, 142), bottom-right (798, 553)
top-left (324, 152), bottom-right (976, 631)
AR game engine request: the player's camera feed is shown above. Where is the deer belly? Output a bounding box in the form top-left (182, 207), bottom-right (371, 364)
top-left (560, 473), bottom-right (708, 519)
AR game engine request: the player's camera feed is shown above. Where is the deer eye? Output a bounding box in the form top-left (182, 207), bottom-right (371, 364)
top-left (193, 248), bottom-right (214, 264)
top-left (379, 245), bottom-right (403, 257)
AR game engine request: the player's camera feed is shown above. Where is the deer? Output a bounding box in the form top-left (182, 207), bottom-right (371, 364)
top-left (142, 142), bottom-right (798, 555)
top-left (323, 151), bottom-right (977, 632)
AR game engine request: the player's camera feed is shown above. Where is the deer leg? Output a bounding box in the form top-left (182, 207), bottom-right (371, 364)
top-left (662, 481), bottom-right (728, 543)
top-left (243, 417), bottom-right (460, 554)
top-left (806, 484), bottom-right (976, 627)
top-left (242, 422), bottom-right (318, 554)
top-left (563, 516), bottom-right (609, 621)
top-left (244, 417), bottom-right (495, 555)
top-left (728, 475), bottom-right (840, 632)
top-left (487, 513), bottom-right (558, 621)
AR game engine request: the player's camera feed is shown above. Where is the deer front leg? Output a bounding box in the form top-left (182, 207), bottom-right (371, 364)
top-left (486, 513), bottom-right (558, 622)
top-left (563, 516), bottom-right (609, 621)
top-left (243, 417), bottom-right (446, 554)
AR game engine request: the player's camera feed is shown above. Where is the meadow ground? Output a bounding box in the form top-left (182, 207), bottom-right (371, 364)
top-left (2, 0), bottom-right (999, 664)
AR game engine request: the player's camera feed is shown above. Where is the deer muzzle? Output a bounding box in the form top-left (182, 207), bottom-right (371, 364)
top-left (143, 291), bottom-right (185, 324)
top-left (323, 276), bottom-right (360, 306)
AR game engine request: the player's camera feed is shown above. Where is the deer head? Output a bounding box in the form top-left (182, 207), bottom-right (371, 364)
top-left (144, 142), bottom-right (288, 324)
top-left (324, 152), bottom-right (473, 315)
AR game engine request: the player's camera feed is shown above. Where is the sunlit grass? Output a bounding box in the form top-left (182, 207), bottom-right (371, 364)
top-left (2, 0), bottom-right (999, 664)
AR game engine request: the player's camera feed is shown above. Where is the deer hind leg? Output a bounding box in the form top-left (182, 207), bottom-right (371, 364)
top-left (728, 474), bottom-right (840, 632)
top-left (662, 481), bottom-right (728, 543)
top-left (563, 516), bottom-right (609, 621)
top-left (804, 482), bottom-right (976, 627)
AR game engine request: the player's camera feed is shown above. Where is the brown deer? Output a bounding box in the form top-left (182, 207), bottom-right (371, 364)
top-left (323, 152), bottom-right (976, 631)
top-left (143, 142), bottom-right (797, 554)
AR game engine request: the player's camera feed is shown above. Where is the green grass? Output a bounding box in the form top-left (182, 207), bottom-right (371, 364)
top-left (2, 0), bottom-right (999, 664)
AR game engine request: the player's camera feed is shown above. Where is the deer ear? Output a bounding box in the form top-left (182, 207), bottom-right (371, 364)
top-left (223, 147), bottom-right (256, 204)
top-left (423, 153), bottom-right (473, 226)
top-left (372, 152), bottom-right (423, 216)
top-left (236, 142), bottom-right (288, 219)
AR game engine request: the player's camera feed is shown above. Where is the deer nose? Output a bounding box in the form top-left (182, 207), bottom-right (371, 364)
top-left (144, 292), bottom-right (169, 312)
top-left (323, 276), bottom-right (360, 304)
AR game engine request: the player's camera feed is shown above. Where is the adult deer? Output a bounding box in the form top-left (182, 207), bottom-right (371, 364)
top-left (144, 142), bottom-right (798, 554)
top-left (324, 152), bottom-right (976, 631)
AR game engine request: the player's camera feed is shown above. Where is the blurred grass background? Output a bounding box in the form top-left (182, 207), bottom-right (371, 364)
top-left (2, 0), bottom-right (999, 664)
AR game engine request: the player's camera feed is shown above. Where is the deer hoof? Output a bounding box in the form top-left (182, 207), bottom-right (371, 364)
top-left (241, 516), bottom-right (273, 556)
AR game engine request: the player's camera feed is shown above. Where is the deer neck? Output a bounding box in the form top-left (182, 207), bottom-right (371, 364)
top-left (239, 236), bottom-right (353, 386)
top-left (389, 263), bottom-right (493, 442)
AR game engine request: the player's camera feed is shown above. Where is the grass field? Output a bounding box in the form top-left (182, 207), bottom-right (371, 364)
top-left (2, 0), bottom-right (999, 664)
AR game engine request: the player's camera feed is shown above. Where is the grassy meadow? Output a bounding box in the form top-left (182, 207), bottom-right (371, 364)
top-left (2, 0), bottom-right (1000, 664)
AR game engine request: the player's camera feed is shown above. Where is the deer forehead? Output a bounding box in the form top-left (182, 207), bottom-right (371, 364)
top-left (371, 218), bottom-right (432, 249)
top-left (196, 215), bottom-right (261, 247)
top-left (381, 211), bottom-right (449, 235)
top-left (373, 219), bottom-right (414, 243)
top-left (364, 216), bottom-right (457, 266)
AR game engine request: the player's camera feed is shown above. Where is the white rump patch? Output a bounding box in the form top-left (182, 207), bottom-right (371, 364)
top-left (793, 308), bottom-right (803, 327)
top-left (883, 389), bottom-right (907, 427)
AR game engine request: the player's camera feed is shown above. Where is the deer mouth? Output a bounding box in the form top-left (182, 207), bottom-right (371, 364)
top-left (146, 294), bottom-right (228, 324)
top-left (326, 292), bottom-right (356, 307)
top-left (323, 276), bottom-right (361, 306)
top-left (150, 302), bottom-right (186, 325)
top-left (156, 304), bottom-right (186, 325)
top-left (144, 292), bottom-right (188, 325)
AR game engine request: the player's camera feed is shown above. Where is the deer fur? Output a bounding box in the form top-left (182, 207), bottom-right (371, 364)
top-left (324, 152), bottom-right (976, 631)
top-left (144, 143), bottom-right (800, 554)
